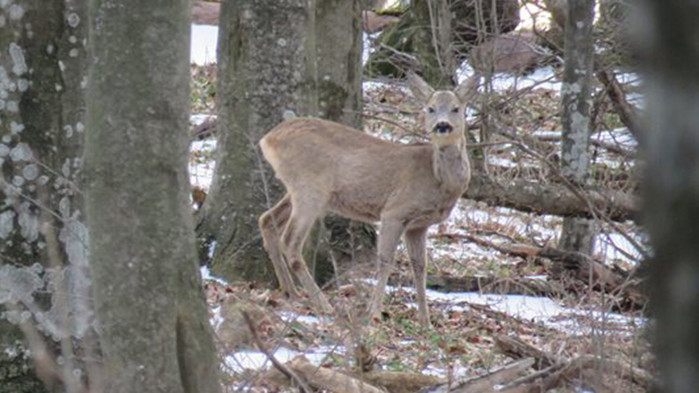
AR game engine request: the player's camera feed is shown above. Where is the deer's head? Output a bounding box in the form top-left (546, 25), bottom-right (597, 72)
top-left (407, 73), bottom-right (478, 148)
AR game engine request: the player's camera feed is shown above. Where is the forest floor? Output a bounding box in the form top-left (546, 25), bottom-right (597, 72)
top-left (188, 29), bottom-right (652, 393)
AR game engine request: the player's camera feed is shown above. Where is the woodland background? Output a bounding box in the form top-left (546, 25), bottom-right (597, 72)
top-left (0, 0), bottom-right (697, 392)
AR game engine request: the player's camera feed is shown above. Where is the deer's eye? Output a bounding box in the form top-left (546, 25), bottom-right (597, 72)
top-left (452, 107), bottom-right (460, 113)
top-left (427, 107), bottom-right (435, 114)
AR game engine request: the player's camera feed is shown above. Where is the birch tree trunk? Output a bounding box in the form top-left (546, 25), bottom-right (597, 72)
top-left (644, 2), bottom-right (699, 391)
top-left (85, 1), bottom-right (220, 391)
top-left (558, 0), bottom-right (596, 255)
top-left (0, 1), bottom-right (87, 390)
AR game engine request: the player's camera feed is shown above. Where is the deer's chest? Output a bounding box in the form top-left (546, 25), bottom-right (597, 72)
top-left (406, 191), bottom-right (461, 229)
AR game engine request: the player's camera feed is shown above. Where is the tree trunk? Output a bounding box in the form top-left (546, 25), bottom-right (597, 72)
top-left (199, 0), bottom-right (370, 288)
top-left (196, 0), bottom-right (316, 284)
top-left (0, 0), bottom-right (87, 390)
top-left (557, 0), bottom-right (596, 257)
top-left (643, 2), bottom-right (699, 391)
top-left (316, 0), bottom-right (363, 128)
top-left (309, 0), bottom-right (377, 286)
top-left (85, 1), bottom-right (220, 392)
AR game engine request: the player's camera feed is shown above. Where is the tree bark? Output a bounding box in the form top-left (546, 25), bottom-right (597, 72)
top-left (85, 0), bottom-right (220, 392)
top-left (643, 2), bottom-right (699, 391)
top-left (0, 0), bottom-right (87, 390)
top-left (558, 0), bottom-right (596, 256)
top-left (196, 0), bottom-right (316, 284)
top-left (310, 0), bottom-right (374, 286)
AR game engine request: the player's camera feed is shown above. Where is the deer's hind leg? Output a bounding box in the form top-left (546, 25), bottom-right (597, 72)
top-left (259, 194), bottom-right (298, 297)
top-left (281, 194), bottom-right (333, 314)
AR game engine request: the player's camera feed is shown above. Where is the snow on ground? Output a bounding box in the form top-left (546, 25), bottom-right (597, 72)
top-left (204, 264), bottom-right (642, 374)
top-left (225, 346), bottom-right (340, 374)
top-left (191, 24), bottom-right (218, 65)
top-left (457, 63), bottom-right (563, 92)
top-left (189, 138), bottom-right (216, 190)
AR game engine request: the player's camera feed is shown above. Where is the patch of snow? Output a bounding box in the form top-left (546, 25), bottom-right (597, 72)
top-left (210, 305), bottom-right (223, 329)
top-left (362, 32), bottom-right (381, 66)
top-left (189, 131), bottom-right (217, 191)
top-left (191, 24), bottom-right (218, 65)
top-left (190, 113), bottom-right (216, 126)
top-left (224, 345), bottom-right (338, 374)
top-left (595, 231), bottom-right (646, 264)
top-left (457, 63), bottom-right (562, 92)
top-left (277, 311), bottom-right (325, 326)
top-left (395, 285), bottom-right (644, 334)
top-left (592, 127), bottom-right (637, 148)
top-left (200, 265), bottom-right (228, 286)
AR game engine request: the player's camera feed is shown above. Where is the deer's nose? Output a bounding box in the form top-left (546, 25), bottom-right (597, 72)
top-left (433, 122), bottom-right (453, 134)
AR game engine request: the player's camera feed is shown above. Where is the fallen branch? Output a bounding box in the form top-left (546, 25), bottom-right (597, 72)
top-left (425, 358), bottom-right (535, 393)
top-left (457, 233), bottom-right (645, 310)
top-left (495, 335), bottom-right (657, 392)
top-left (242, 311), bottom-right (311, 393)
top-left (288, 356), bottom-right (385, 393)
top-left (596, 69), bottom-right (642, 141)
top-left (494, 335), bottom-right (557, 370)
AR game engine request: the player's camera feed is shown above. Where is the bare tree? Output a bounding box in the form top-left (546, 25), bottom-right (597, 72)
top-left (0, 1), bottom-right (88, 390)
top-left (643, 1), bottom-right (699, 391)
top-left (558, 0), bottom-right (597, 255)
top-left (85, 0), bottom-right (220, 391)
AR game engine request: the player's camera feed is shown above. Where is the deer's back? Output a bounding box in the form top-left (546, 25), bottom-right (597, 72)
top-left (260, 117), bottom-right (440, 221)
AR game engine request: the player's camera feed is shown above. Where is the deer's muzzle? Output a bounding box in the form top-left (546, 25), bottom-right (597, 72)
top-left (433, 122), bottom-right (453, 134)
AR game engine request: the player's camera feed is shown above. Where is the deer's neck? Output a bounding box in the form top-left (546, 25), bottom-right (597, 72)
top-left (432, 138), bottom-right (470, 192)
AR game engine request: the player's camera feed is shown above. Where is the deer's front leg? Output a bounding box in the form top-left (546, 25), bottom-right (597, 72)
top-left (404, 227), bottom-right (430, 327)
top-left (367, 219), bottom-right (404, 321)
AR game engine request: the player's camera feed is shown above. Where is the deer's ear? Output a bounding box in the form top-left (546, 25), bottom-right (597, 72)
top-left (407, 72), bottom-right (435, 103)
top-left (454, 74), bottom-right (480, 103)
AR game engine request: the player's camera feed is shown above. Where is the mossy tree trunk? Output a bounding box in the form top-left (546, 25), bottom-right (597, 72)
top-left (85, 0), bottom-right (220, 391)
top-left (0, 0), bottom-right (87, 391)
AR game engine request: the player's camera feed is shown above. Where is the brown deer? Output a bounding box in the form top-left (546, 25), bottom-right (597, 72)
top-left (258, 73), bottom-right (477, 326)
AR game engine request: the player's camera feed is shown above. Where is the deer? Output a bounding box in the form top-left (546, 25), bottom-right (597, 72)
top-left (258, 73), bottom-right (478, 327)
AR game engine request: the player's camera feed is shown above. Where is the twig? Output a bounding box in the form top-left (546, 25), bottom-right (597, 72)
top-left (241, 311), bottom-right (311, 393)
top-left (491, 125), bottom-right (649, 260)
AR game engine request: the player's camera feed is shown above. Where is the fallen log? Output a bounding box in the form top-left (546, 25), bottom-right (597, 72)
top-left (464, 173), bottom-right (638, 222)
